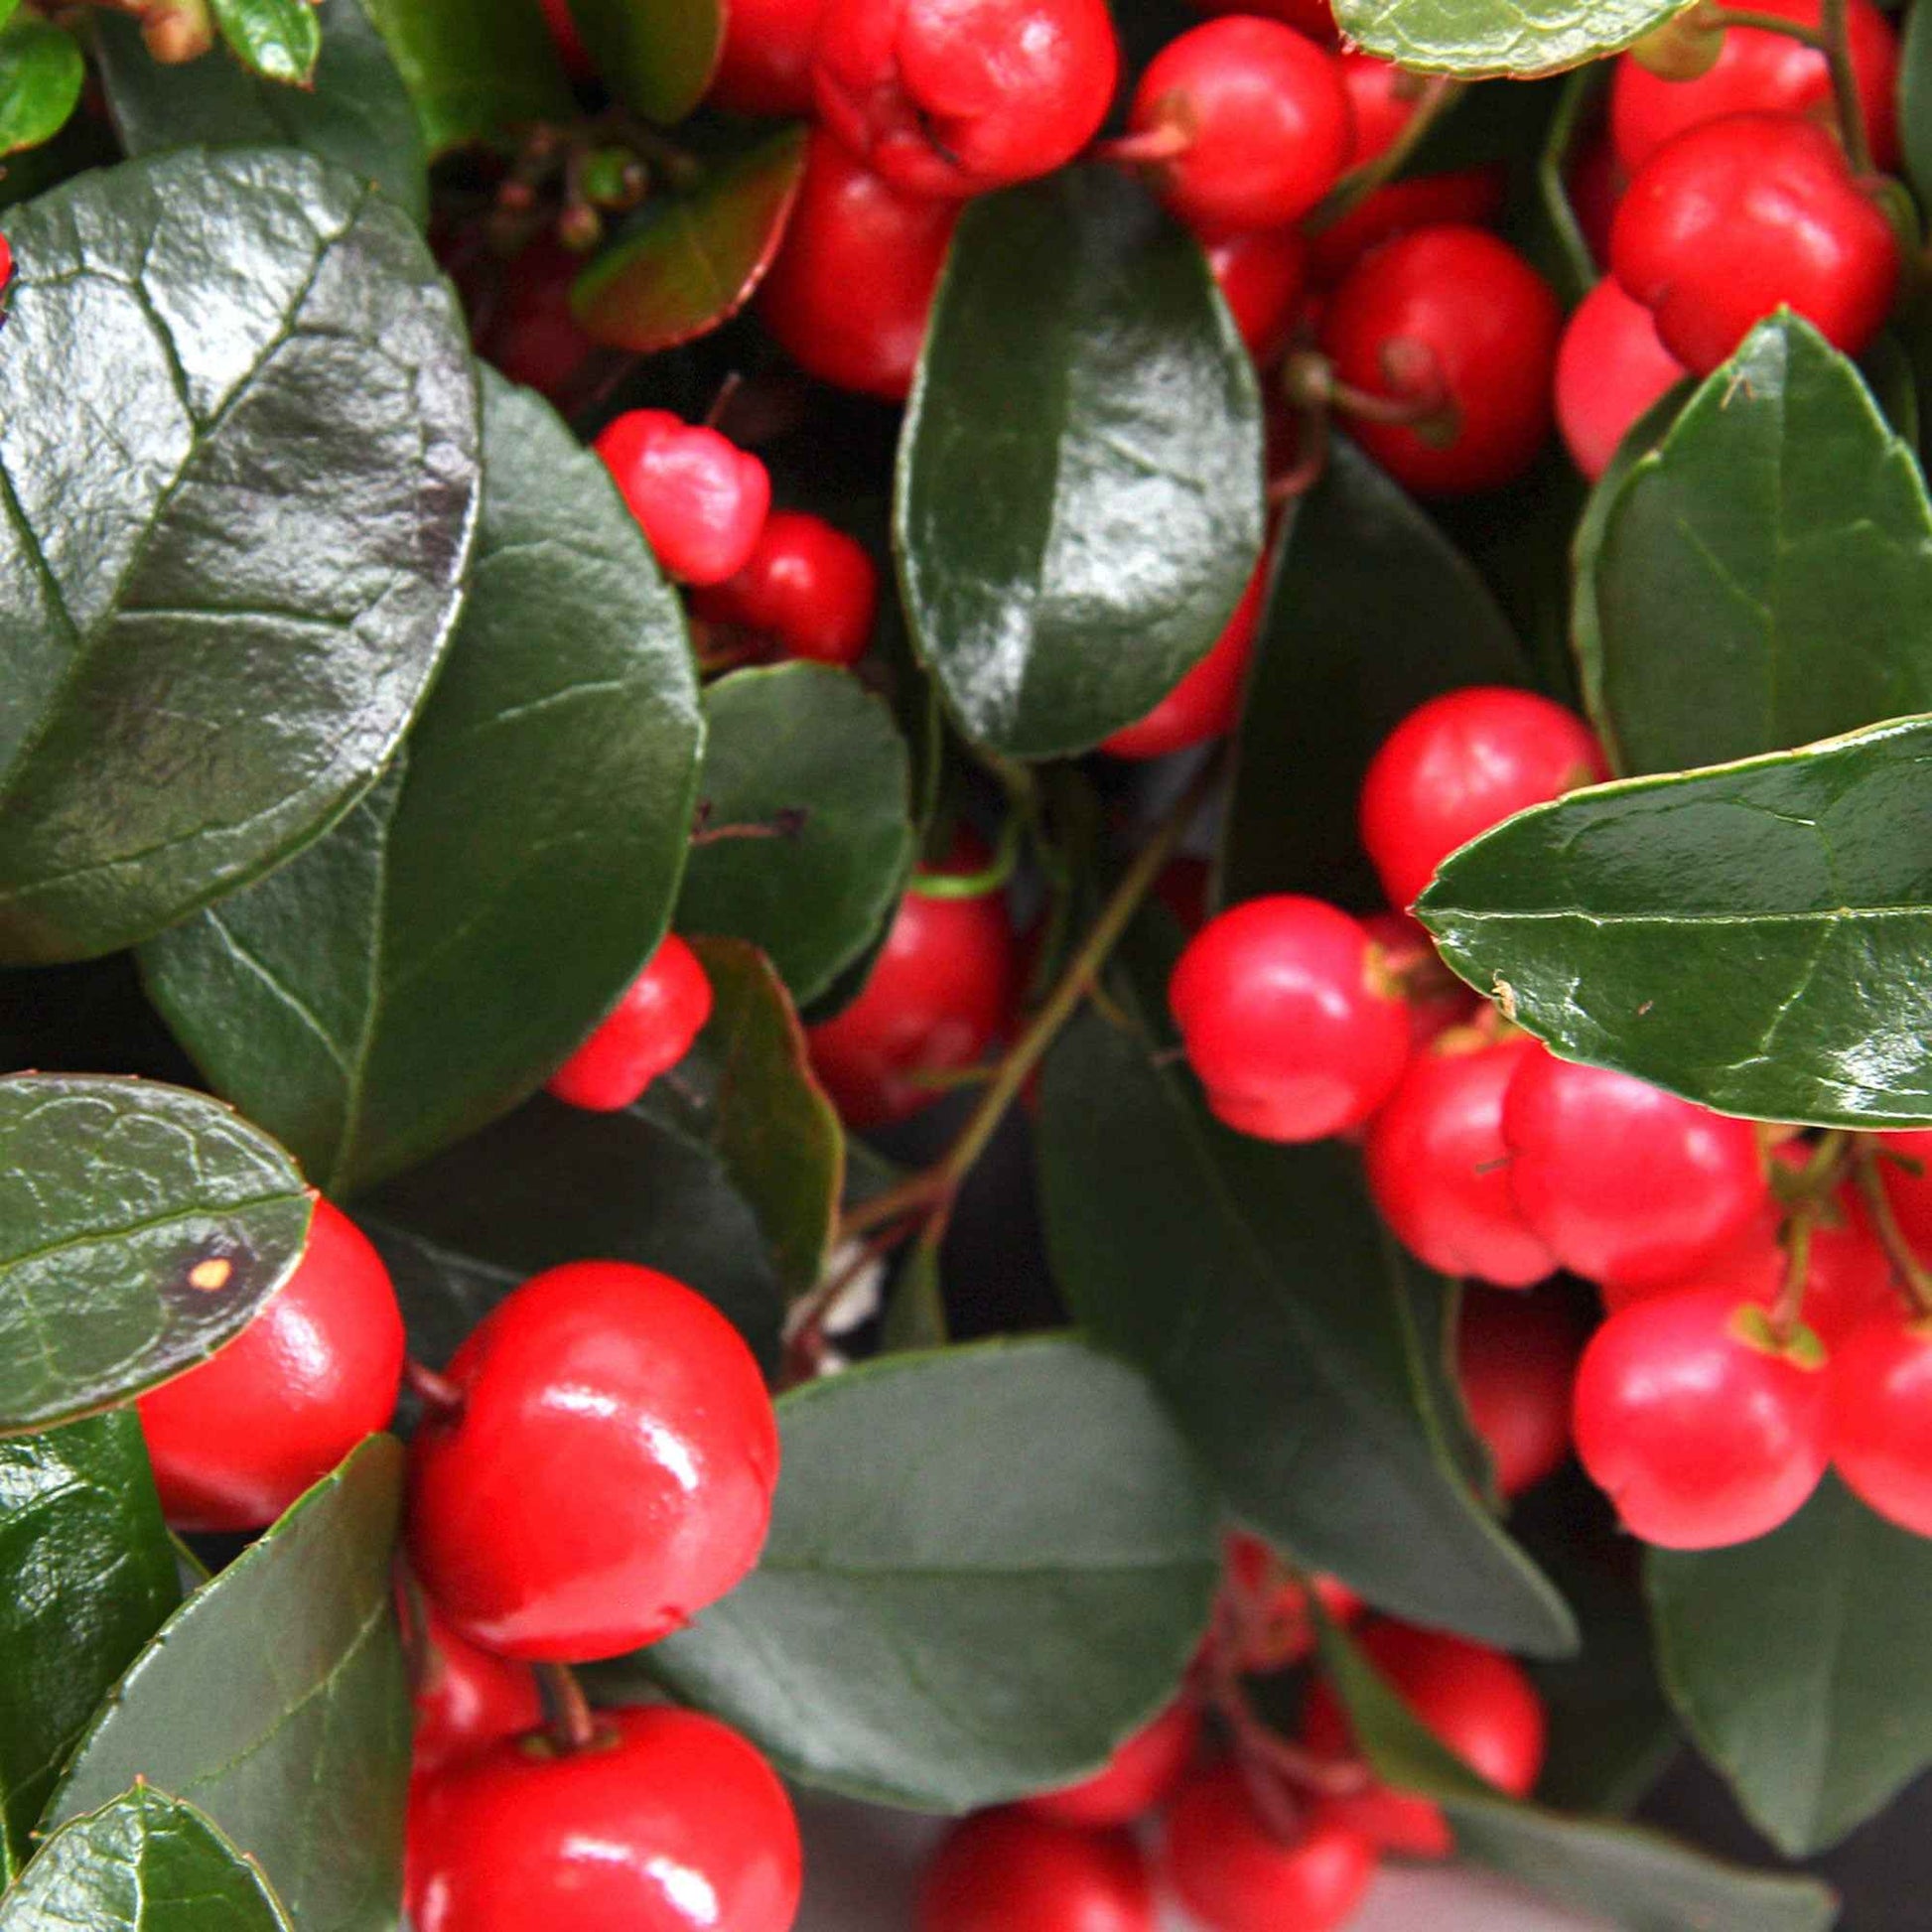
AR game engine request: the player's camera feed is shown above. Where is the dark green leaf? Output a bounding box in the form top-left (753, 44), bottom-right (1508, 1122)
top-left (0, 147), bottom-right (479, 966)
top-left (563, 0), bottom-right (722, 126)
top-left (1902, 0), bottom-right (1932, 210)
top-left (207, 0), bottom-right (320, 83)
top-left (140, 373), bottom-right (700, 1198)
top-left (357, 1092), bottom-right (783, 1372)
top-left (1649, 1475), bottom-right (1932, 1855)
top-left (1419, 713), bottom-right (1932, 1128)
top-left (358, 0), bottom-right (572, 154)
top-left (94, 0), bottom-right (429, 227)
top-left (572, 129), bottom-right (806, 356)
top-left (0, 1787), bottom-right (292, 1932)
top-left (897, 166), bottom-right (1265, 759)
top-left (628, 1336), bottom-right (1218, 1811)
top-left (0, 1415), bottom-right (179, 1873)
top-left (1860, 331), bottom-right (1920, 446)
top-left (677, 664), bottom-right (914, 1007)
top-left (0, 1075), bottom-right (311, 1434)
top-left (1218, 440), bottom-right (1528, 912)
top-left (0, 16), bottom-right (82, 155)
top-left (1332, 0), bottom-right (1678, 76)
top-left (1589, 315), bottom-right (1932, 776)
top-left (49, 1438), bottom-right (410, 1932)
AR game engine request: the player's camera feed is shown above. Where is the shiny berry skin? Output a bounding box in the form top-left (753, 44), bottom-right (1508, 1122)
top-left (1170, 896), bottom-right (1412, 1144)
top-left (1319, 226), bottom-right (1563, 496)
top-left (1019, 1699), bottom-right (1201, 1828)
top-left (759, 130), bottom-right (960, 401)
top-left (1160, 1765), bottom-right (1376, 1932)
top-left (1305, 167), bottom-right (1506, 285)
top-left (1574, 1289), bottom-right (1830, 1548)
top-left (406, 1261), bottom-right (778, 1661)
top-left (1366, 1030), bottom-right (1559, 1289)
top-left (709, 0), bottom-right (827, 115)
top-left (1831, 1313), bottom-right (1932, 1537)
top-left (546, 934), bottom-right (713, 1112)
top-left (1221, 1532), bottom-right (1363, 1671)
top-left (1101, 557), bottom-right (1266, 759)
top-left (918, 1811), bottom-right (1153, 1932)
top-left (1131, 19), bottom-right (1353, 235)
top-left (1555, 275), bottom-right (1688, 482)
top-left (593, 411), bottom-right (771, 586)
top-left (1610, 0), bottom-right (1898, 175)
top-left (1457, 1286), bottom-right (1581, 1497)
top-left (408, 1706), bottom-right (801, 1932)
top-left (693, 510), bottom-right (880, 666)
top-left (410, 1600), bottom-right (543, 1780)
top-left (0, 233), bottom-right (13, 293)
top-left (813, 0), bottom-right (1119, 201)
top-left (1191, 0), bottom-right (1339, 42)
top-left (1360, 687), bottom-right (1609, 914)
top-left (1204, 226), bottom-right (1310, 363)
top-left (137, 1198), bottom-right (404, 1533)
top-left (1611, 113), bottom-right (1898, 376)
top-left (1301, 1621), bottom-right (1547, 1858)
top-left (1875, 1129), bottom-right (1932, 1256)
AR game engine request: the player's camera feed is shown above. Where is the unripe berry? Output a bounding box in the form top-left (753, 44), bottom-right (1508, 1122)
top-left (137, 1198), bottom-right (405, 1533)
top-left (1457, 1286), bottom-right (1582, 1497)
top-left (593, 410), bottom-right (771, 586)
top-left (1100, 557), bottom-right (1266, 759)
top-left (1831, 1312), bottom-right (1932, 1537)
top-left (693, 511), bottom-right (881, 667)
top-left (1202, 226), bottom-right (1310, 364)
top-left (409, 1600), bottom-right (543, 1780)
top-left (546, 933), bottom-right (713, 1112)
top-left (709, 0), bottom-right (828, 115)
top-left (1555, 275), bottom-right (1688, 482)
top-left (1018, 1699), bottom-right (1201, 1829)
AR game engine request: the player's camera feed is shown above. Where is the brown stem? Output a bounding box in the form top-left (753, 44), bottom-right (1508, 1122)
top-left (535, 1662), bottom-right (600, 1753)
top-left (1853, 1142), bottom-right (1932, 1316)
top-left (780, 1223), bottom-right (919, 1386)
top-left (1091, 121), bottom-right (1193, 168)
top-left (689, 803), bottom-right (808, 846)
top-left (1771, 1201), bottom-right (1818, 1337)
top-left (405, 1360), bottom-right (466, 1420)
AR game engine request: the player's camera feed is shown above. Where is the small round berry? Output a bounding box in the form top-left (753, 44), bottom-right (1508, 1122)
top-left (137, 1198), bottom-right (405, 1534)
top-left (1366, 1029), bottom-right (1559, 1289)
top-left (918, 1811), bottom-right (1153, 1932)
top-left (1170, 896), bottom-right (1412, 1144)
top-left (1360, 687), bottom-right (1609, 914)
top-left (0, 233), bottom-right (13, 293)
top-left (1130, 19), bottom-right (1353, 236)
top-left (1457, 1286), bottom-right (1582, 1497)
top-left (1875, 1129), bottom-right (1932, 1255)
top-left (406, 1261), bottom-right (778, 1661)
top-left (693, 510), bottom-right (881, 666)
top-left (593, 411), bottom-right (771, 586)
top-left (1831, 1312), bottom-right (1932, 1538)
top-left (1319, 225), bottom-right (1563, 496)
top-left (1221, 1532), bottom-right (1363, 1672)
top-left (1203, 226), bottom-right (1310, 363)
top-left (1160, 1764), bottom-right (1376, 1932)
top-left (408, 1706), bottom-right (801, 1932)
top-left (709, 0), bottom-right (828, 115)
top-left (546, 934), bottom-right (713, 1113)
top-left (1190, 0), bottom-right (1339, 41)
top-left (1340, 51), bottom-right (1418, 162)
top-left (1100, 556), bottom-right (1266, 759)
top-left (1555, 275), bottom-right (1688, 482)
top-left (1574, 1289), bottom-right (1830, 1547)
top-left (1019, 1699), bottom-right (1202, 1829)
top-left (409, 1599), bottom-right (544, 1780)
top-left (1612, 112), bottom-right (1899, 376)
top-left (1305, 167), bottom-right (1507, 285)
top-left (483, 236), bottom-right (596, 401)
top-left (814, 0), bottom-right (1119, 200)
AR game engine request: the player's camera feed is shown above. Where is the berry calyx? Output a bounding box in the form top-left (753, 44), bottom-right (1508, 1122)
top-left (692, 510), bottom-right (881, 667)
top-left (408, 1705), bottom-right (801, 1932)
top-left (708, 0), bottom-right (828, 115)
top-left (409, 1599), bottom-right (544, 1780)
top-left (406, 1261), bottom-right (779, 1661)
top-left (1831, 1311), bottom-right (1932, 1536)
top-left (137, 1197), bottom-right (405, 1533)
top-left (1169, 896), bottom-right (1413, 1144)
top-left (1555, 274), bottom-right (1689, 482)
top-left (813, 0), bottom-right (1119, 201)
top-left (1100, 556), bottom-right (1267, 759)
top-left (918, 1811), bottom-right (1154, 1932)
top-left (593, 411), bottom-right (771, 586)
top-left (546, 933), bottom-right (713, 1113)
top-left (1203, 226), bottom-right (1311, 364)
top-left (1457, 1286), bottom-right (1582, 1498)
top-left (1574, 1288), bottom-right (1831, 1547)
top-left (1018, 1698), bottom-right (1202, 1828)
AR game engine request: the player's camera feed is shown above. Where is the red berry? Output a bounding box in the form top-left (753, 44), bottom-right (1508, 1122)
top-left (1612, 112), bottom-right (1898, 376)
top-left (1501, 1048), bottom-right (1769, 1290)
top-left (1170, 896), bottom-right (1412, 1143)
top-left (1301, 1621), bottom-right (1547, 1858)
top-left (409, 1600), bottom-right (543, 1780)
top-left (1359, 910), bottom-right (1479, 1047)
top-left (1609, 0), bottom-right (1899, 175)
top-left (1555, 275), bottom-right (1688, 482)
top-left (406, 1261), bottom-right (778, 1661)
top-left (1359, 687), bottom-right (1609, 914)
top-left (1457, 1286), bottom-right (1582, 1497)
top-left (1305, 167), bottom-right (1507, 285)
top-left (137, 1198), bottom-right (404, 1533)
top-left (1131, 20), bottom-right (1353, 235)
top-left (918, 1811), bottom-right (1153, 1932)
top-left (1875, 1129), bottom-right (1932, 1255)
top-left (1190, 0), bottom-right (1339, 43)
top-left (1366, 1030), bottom-right (1560, 1289)
top-left (0, 233), bottom-right (13, 293)
top-left (1203, 226), bottom-right (1310, 363)
top-left (1567, 134), bottom-right (1627, 269)
top-left (594, 411), bottom-right (771, 586)
top-left (1319, 226), bottom-right (1563, 496)
top-left (759, 129), bottom-right (960, 401)
top-left (709, 0), bottom-right (828, 115)
top-left (1831, 1312), bottom-right (1932, 1537)
top-left (546, 934), bottom-right (713, 1112)
top-left (1160, 1764), bottom-right (1376, 1932)
top-left (1018, 1699), bottom-right (1202, 1829)
top-left (693, 510), bottom-right (881, 667)
top-left (1100, 556), bottom-right (1266, 759)
top-left (1221, 1532), bottom-right (1363, 1671)
top-left (1341, 51), bottom-right (1422, 162)
top-left (483, 237), bottom-right (596, 401)
top-left (409, 1707), bottom-right (801, 1932)
top-left (813, 0), bottom-right (1119, 200)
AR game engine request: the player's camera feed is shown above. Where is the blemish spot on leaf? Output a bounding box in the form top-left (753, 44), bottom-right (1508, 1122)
top-left (187, 1258), bottom-right (234, 1293)
top-left (1494, 977), bottom-right (1519, 1021)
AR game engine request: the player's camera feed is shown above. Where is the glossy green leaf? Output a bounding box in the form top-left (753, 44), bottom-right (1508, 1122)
top-left (677, 664), bottom-right (914, 1007)
top-left (49, 1438), bottom-right (410, 1932)
top-left (207, 0), bottom-right (320, 83)
top-left (0, 1787), bottom-right (292, 1932)
top-left (1419, 714), bottom-right (1932, 1127)
top-left (1589, 315), bottom-right (1932, 776)
top-left (357, 1092), bottom-right (783, 1372)
top-left (358, 0), bottom-right (571, 154)
top-left (1332, 0), bottom-right (1679, 76)
top-left (1649, 1476), bottom-right (1932, 1855)
top-left (0, 1076), bottom-right (312, 1434)
top-left (0, 16), bottom-right (82, 156)
top-left (0, 147), bottom-right (478, 966)
top-left (140, 374), bottom-right (700, 1198)
top-left (1315, 1619), bottom-right (1838, 1932)
top-left (630, 1337), bottom-right (1218, 1811)
top-left (94, 0), bottom-right (428, 227)
top-left (1219, 440), bottom-right (1528, 912)
top-left (1902, 0), bottom-right (1932, 210)
top-left (897, 167), bottom-right (1265, 759)
top-left (0, 1415), bottom-right (179, 1872)
top-left (563, 0), bottom-right (722, 126)
top-left (572, 128), bottom-right (806, 356)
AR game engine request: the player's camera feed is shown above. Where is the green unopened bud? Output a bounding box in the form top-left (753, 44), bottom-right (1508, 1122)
top-left (1629, 5), bottom-right (1726, 80)
top-left (582, 147), bottom-right (648, 212)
